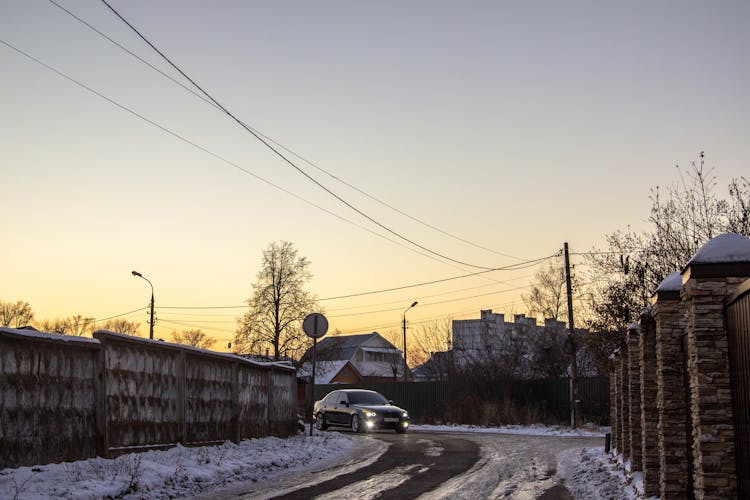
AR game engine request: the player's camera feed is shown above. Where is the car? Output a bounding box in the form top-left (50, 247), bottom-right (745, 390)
top-left (313, 389), bottom-right (410, 434)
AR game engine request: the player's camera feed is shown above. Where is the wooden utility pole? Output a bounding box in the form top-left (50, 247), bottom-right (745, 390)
top-left (564, 242), bottom-right (579, 428)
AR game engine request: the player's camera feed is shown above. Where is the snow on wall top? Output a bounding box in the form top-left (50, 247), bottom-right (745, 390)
top-left (656, 271), bottom-right (682, 292)
top-left (0, 326), bottom-right (101, 344)
top-left (687, 233), bottom-right (750, 265)
top-left (93, 329), bottom-right (295, 370)
top-left (640, 304), bottom-right (653, 317)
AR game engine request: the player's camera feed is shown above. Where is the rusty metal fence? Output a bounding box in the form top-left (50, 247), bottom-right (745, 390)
top-left (727, 278), bottom-right (750, 500)
top-left (0, 328), bottom-right (297, 468)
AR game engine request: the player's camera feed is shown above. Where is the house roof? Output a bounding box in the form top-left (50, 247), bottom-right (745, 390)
top-left (305, 332), bottom-right (387, 362)
top-left (298, 360), bottom-right (351, 384)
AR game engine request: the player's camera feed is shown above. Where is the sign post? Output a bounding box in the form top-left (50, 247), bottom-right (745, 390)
top-left (303, 313), bottom-right (328, 436)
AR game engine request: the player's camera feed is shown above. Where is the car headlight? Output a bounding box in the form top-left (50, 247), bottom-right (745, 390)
top-left (402, 411), bottom-right (409, 419)
top-left (363, 410), bottom-right (377, 418)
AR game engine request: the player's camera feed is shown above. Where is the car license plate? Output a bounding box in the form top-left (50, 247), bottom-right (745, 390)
top-left (384, 417), bottom-right (399, 422)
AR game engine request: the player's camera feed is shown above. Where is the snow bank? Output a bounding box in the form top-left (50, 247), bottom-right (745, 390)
top-left (410, 423), bottom-right (605, 437)
top-left (557, 447), bottom-right (639, 499)
top-left (0, 433), bottom-right (357, 499)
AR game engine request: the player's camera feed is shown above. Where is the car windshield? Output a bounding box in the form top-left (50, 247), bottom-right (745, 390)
top-left (347, 391), bottom-right (388, 405)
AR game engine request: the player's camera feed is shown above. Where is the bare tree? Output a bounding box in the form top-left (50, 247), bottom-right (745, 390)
top-left (37, 316), bottom-right (94, 336)
top-left (171, 329), bottom-right (216, 349)
top-left (234, 241), bottom-right (319, 360)
top-left (65, 315), bottom-right (95, 336)
top-left (412, 319), bottom-right (451, 362)
top-left (409, 318), bottom-right (453, 380)
top-left (0, 300), bottom-right (34, 328)
top-left (98, 319), bottom-right (140, 336)
top-left (586, 153), bottom-right (750, 331)
top-left (522, 262), bottom-right (568, 322)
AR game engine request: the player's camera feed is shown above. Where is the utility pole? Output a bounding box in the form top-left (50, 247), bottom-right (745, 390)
top-left (564, 243), bottom-right (579, 428)
top-left (402, 301), bottom-right (417, 383)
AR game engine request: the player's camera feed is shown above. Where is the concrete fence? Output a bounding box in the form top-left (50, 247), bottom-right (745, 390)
top-left (0, 328), bottom-right (296, 468)
top-left (609, 233), bottom-right (750, 499)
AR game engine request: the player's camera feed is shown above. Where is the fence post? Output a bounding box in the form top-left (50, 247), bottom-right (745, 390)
top-left (176, 350), bottom-right (186, 444)
top-left (94, 341), bottom-right (108, 458)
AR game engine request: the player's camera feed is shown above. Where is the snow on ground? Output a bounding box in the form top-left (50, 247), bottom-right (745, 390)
top-left (410, 423), bottom-right (606, 438)
top-left (558, 447), bottom-right (642, 499)
top-left (0, 433), bottom-right (358, 500)
top-left (0, 425), bottom-right (636, 499)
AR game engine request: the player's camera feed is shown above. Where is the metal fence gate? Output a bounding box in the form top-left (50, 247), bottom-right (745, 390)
top-left (726, 278), bottom-right (750, 499)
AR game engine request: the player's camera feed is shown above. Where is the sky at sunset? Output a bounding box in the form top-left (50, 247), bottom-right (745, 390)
top-left (2, 0), bottom-right (749, 350)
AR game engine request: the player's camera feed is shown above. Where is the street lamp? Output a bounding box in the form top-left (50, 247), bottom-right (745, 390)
top-left (402, 301), bottom-right (418, 382)
top-left (131, 270), bottom-right (154, 340)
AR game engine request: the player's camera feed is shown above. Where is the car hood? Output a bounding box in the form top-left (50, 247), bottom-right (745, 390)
top-left (352, 404), bottom-right (405, 413)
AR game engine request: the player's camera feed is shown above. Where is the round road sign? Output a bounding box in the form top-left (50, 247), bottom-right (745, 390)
top-left (303, 313), bottom-right (328, 339)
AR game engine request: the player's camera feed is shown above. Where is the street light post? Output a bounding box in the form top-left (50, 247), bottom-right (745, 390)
top-left (131, 270), bottom-right (154, 340)
top-left (402, 301), bottom-right (418, 382)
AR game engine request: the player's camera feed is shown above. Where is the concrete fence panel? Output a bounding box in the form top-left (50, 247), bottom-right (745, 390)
top-left (0, 327), bottom-right (296, 468)
top-left (0, 328), bottom-right (101, 467)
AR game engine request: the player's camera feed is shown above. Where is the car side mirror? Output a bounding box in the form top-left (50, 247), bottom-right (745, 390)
top-left (388, 400), bottom-right (394, 405)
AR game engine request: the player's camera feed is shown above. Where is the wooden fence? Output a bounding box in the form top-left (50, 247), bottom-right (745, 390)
top-left (0, 327), bottom-right (296, 468)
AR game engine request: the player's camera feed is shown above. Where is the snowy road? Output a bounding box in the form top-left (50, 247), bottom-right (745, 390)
top-left (214, 431), bottom-right (603, 500)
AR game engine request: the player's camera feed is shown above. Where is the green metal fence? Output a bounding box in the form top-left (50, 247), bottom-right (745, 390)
top-left (313, 377), bottom-right (609, 426)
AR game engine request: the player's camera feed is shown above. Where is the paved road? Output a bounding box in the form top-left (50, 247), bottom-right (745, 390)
top-left (271, 432), bottom-right (479, 499)
top-left (206, 430), bottom-right (603, 499)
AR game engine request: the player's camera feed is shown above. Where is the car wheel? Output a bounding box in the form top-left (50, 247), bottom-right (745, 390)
top-left (351, 414), bottom-right (362, 433)
top-left (315, 413), bottom-right (328, 431)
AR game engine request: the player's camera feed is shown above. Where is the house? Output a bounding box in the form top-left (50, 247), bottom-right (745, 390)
top-left (298, 332), bottom-right (404, 384)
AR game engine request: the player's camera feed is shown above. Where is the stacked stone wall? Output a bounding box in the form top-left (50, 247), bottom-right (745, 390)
top-left (653, 295), bottom-right (690, 498)
top-left (626, 327), bottom-right (642, 470)
top-left (638, 313), bottom-right (660, 497)
top-left (682, 275), bottom-right (744, 499)
top-left (607, 233), bottom-right (750, 498)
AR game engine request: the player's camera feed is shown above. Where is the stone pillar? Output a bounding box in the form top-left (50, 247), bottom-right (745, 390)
top-left (619, 338), bottom-right (631, 461)
top-left (638, 307), bottom-right (660, 497)
top-left (652, 271), bottom-right (690, 499)
top-left (680, 234), bottom-right (750, 500)
top-left (627, 321), bottom-right (642, 471)
top-left (610, 354), bottom-right (619, 453)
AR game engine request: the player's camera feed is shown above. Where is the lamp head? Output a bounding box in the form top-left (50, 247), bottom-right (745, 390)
top-left (411, 301), bottom-right (418, 308)
top-left (131, 270), bottom-right (142, 277)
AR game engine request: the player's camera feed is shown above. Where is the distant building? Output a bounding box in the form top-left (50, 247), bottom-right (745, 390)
top-left (450, 309), bottom-right (571, 379)
top-left (299, 332), bottom-right (404, 384)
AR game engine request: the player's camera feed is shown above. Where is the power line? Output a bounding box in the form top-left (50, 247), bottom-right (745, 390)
top-left (100, 0), bottom-right (503, 271)
top-left (328, 283), bottom-right (534, 319)
top-left (324, 273), bottom-right (534, 312)
top-left (318, 254), bottom-right (555, 300)
top-left (0, 37), bottom-right (498, 272)
top-left (152, 255), bottom-right (553, 310)
top-left (49, 0), bottom-right (524, 264)
top-left (93, 306), bottom-right (149, 323)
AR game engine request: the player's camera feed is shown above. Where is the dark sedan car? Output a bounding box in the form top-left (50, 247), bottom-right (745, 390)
top-left (313, 389), bottom-right (410, 433)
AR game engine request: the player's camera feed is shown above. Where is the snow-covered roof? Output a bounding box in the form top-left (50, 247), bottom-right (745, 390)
top-left (687, 233), bottom-right (750, 265)
top-left (302, 332), bottom-right (397, 362)
top-left (298, 360), bottom-right (350, 384)
top-left (656, 271), bottom-right (682, 292)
